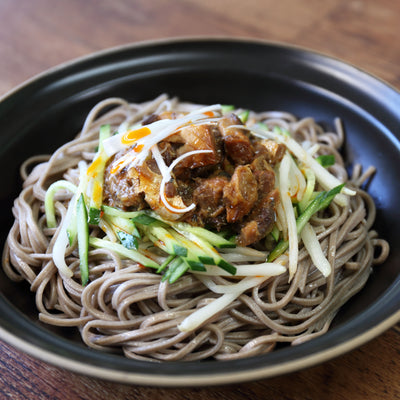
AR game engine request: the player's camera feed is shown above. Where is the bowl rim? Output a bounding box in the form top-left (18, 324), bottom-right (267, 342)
top-left (1, 310), bottom-right (399, 386)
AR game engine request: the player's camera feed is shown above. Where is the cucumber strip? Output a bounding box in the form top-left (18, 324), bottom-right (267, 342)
top-left (101, 205), bottom-right (143, 219)
top-left (157, 254), bottom-right (175, 273)
top-left (175, 222), bottom-right (236, 248)
top-left (167, 229), bottom-right (208, 266)
top-left (116, 231), bottom-right (139, 250)
top-left (270, 225), bottom-right (280, 242)
top-left (186, 260), bottom-right (206, 271)
top-left (316, 154), bottom-right (335, 167)
top-left (68, 161), bottom-right (90, 245)
top-left (89, 207), bottom-right (101, 225)
top-left (103, 214), bottom-right (141, 238)
top-left (174, 228), bottom-right (236, 274)
top-left (142, 225), bottom-right (187, 257)
top-left (169, 262), bottom-right (189, 283)
top-left (162, 257), bottom-right (188, 283)
top-left (132, 214), bottom-right (160, 226)
top-left (87, 124), bottom-right (111, 224)
top-left (238, 110), bottom-right (249, 123)
top-left (273, 126), bottom-right (291, 137)
top-left (101, 208), bottom-right (237, 275)
top-left (268, 183), bottom-right (345, 262)
top-left (89, 237), bottom-right (159, 269)
top-left (221, 105), bottom-right (235, 114)
top-left (45, 180), bottom-right (77, 228)
top-left (298, 168), bottom-right (316, 214)
top-left (76, 194), bottom-right (89, 286)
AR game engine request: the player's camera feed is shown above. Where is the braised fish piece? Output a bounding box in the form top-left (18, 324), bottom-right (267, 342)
top-left (238, 189), bottom-right (279, 246)
top-left (223, 165), bottom-right (258, 223)
top-left (218, 113), bottom-right (255, 165)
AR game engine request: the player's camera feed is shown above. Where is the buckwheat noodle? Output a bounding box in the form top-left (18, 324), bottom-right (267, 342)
top-left (2, 94), bottom-right (389, 362)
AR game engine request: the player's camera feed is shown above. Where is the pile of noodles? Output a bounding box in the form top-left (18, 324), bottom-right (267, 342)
top-left (2, 94), bottom-right (389, 362)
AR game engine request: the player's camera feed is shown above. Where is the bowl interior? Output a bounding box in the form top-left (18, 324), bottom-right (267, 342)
top-left (0, 39), bottom-right (399, 385)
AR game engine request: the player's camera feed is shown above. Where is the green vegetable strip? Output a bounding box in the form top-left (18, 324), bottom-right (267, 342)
top-left (157, 254), bottom-right (175, 273)
top-left (268, 183), bottom-right (345, 262)
top-left (270, 225), bottom-right (280, 242)
top-left (238, 110), bottom-right (249, 123)
top-left (101, 205), bottom-right (142, 219)
top-left (67, 161), bottom-right (90, 246)
top-left (273, 126), bottom-right (291, 137)
top-left (298, 168), bottom-right (316, 214)
top-left (103, 214), bottom-right (141, 238)
top-left (169, 262), bottom-right (190, 283)
top-left (45, 180), bottom-right (77, 228)
top-left (88, 124), bottom-right (111, 224)
top-left (316, 154), bottom-right (335, 167)
top-left (89, 237), bottom-right (159, 269)
top-left (142, 225), bottom-right (188, 257)
top-left (132, 214), bottom-right (160, 226)
top-left (76, 194), bottom-right (89, 286)
top-left (101, 207), bottom-right (236, 275)
top-left (174, 228), bottom-right (236, 274)
top-left (162, 257), bottom-right (188, 283)
top-left (175, 222), bottom-right (236, 249)
top-left (221, 105), bottom-right (235, 114)
top-left (116, 231), bottom-right (139, 250)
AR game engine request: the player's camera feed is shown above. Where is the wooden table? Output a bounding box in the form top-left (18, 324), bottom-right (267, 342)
top-left (0, 0), bottom-right (399, 398)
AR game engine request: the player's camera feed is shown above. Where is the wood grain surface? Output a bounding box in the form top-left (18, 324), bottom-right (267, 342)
top-left (1, 0), bottom-right (399, 399)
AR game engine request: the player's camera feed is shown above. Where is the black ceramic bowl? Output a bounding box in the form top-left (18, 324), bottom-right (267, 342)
top-left (0, 38), bottom-right (399, 386)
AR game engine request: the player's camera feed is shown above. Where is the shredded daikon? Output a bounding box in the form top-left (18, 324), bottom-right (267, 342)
top-left (279, 153), bottom-right (298, 280)
top-left (178, 276), bottom-right (267, 332)
top-left (301, 223), bottom-right (331, 277)
top-left (246, 125), bottom-right (355, 206)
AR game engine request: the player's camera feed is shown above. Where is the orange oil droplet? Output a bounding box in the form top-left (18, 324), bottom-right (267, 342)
top-left (110, 159), bottom-right (126, 174)
top-left (87, 156), bottom-right (103, 178)
top-left (92, 181), bottom-right (102, 204)
top-left (203, 111), bottom-right (215, 118)
top-left (134, 144), bottom-right (144, 153)
top-left (121, 126), bottom-right (151, 145)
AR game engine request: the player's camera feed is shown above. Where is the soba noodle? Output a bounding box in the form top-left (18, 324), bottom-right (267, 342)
top-left (2, 94), bottom-right (389, 361)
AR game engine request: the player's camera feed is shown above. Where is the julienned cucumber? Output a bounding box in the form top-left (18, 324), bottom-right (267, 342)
top-left (89, 237), bottom-right (159, 269)
top-left (98, 207), bottom-right (237, 280)
top-left (76, 194), bottom-right (89, 286)
top-left (268, 183), bottom-right (345, 262)
top-left (88, 124), bottom-right (111, 225)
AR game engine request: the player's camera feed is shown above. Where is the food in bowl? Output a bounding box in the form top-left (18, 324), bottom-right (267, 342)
top-left (3, 94), bottom-right (389, 361)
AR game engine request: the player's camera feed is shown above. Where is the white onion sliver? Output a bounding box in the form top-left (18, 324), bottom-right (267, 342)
top-left (247, 125), bottom-right (355, 205)
top-left (52, 196), bottom-right (76, 278)
top-left (178, 276), bottom-right (266, 332)
top-left (194, 262), bottom-right (286, 278)
top-left (300, 223), bottom-right (331, 277)
top-left (280, 153), bottom-right (298, 280)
